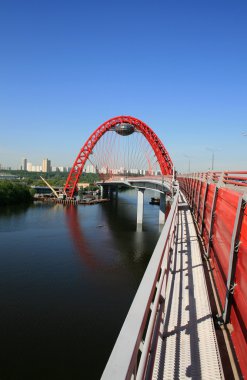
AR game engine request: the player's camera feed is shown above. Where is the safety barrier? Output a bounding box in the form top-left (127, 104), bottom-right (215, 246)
top-left (178, 172), bottom-right (247, 378)
top-left (101, 189), bottom-right (179, 380)
top-left (180, 170), bottom-right (247, 188)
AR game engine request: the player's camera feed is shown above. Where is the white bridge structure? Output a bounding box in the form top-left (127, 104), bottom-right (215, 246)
top-left (98, 176), bottom-right (173, 225)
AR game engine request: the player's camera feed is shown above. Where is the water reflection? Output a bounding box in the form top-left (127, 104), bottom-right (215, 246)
top-left (65, 205), bottom-right (114, 271)
top-left (65, 190), bottom-right (161, 274)
top-left (99, 190), bottom-right (161, 268)
top-left (0, 204), bottom-right (29, 216)
top-left (136, 223), bottom-right (143, 232)
top-left (0, 189), bottom-right (163, 380)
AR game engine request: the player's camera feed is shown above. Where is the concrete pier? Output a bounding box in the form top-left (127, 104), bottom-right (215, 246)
top-left (137, 188), bottom-right (145, 224)
top-left (102, 185), bottom-right (109, 199)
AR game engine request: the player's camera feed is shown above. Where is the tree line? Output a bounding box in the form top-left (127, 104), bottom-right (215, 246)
top-left (0, 181), bottom-right (33, 206)
top-left (0, 171), bottom-right (102, 205)
top-left (0, 170), bottom-right (100, 187)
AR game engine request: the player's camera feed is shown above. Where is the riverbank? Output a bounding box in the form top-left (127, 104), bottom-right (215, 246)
top-left (0, 181), bottom-right (33, 206)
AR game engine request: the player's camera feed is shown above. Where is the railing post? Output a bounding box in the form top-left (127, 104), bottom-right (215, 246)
top-left (187, 176), bottom-right (191, 205)
top-left (185, 177), bottom-right (188, 198)
top-left (187, 176), bottom-right (191, 200)
top-left (223, 171), bottom-right (228, 186)
top-left (206, 185), bottom-right (219, 257)
top-left (191, 177), bottom-right (196, 211)
top-left (200, 182), bottom-right (209, 234)
top-left (189, 174), bottom-right (194, 207)
top-left (196, 180), bottom-right (202, 223)
top-left (193, 175), bottom-right (200, 213)
top-left (222, 194), bottom-right (247, 323)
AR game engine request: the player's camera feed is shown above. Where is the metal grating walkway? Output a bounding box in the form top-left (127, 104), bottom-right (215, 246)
top-left (151, 194), bottom-right (224, 380)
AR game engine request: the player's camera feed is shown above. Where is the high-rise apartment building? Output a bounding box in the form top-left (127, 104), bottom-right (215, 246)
top-left (23, 157), bottom-right (67, 172)
top-left (22, 158), bottom-right (27, 171)
top-left (32, 165), bottom-right (42, 172)
top-left (58, 166), bottom-right (67, 172)
top-left (84, 164), bottom-right (96, 174)
top-left (42, 159), bottom-right (51, 173)
top-left (27, 162), bottom-right (32, 172)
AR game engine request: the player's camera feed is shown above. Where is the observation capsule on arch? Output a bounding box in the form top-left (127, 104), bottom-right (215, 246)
top-left (113, 123), bottom-right (135, 136)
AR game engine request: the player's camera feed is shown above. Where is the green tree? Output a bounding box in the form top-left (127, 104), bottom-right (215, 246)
top-left (0, 181), bottom-right (33, 206)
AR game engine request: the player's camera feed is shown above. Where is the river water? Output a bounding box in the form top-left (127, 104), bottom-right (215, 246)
top-left (0, 189), bottom-right (162, 380)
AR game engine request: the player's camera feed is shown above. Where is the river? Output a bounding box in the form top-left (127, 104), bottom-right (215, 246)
top-left (0, 189), bottom-right (162, 380)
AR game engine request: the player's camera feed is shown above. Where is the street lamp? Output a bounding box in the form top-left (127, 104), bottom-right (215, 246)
top-left (184, 154), bottom-right (191, 173)
top-left (206, 148), bottom-right (219, 171)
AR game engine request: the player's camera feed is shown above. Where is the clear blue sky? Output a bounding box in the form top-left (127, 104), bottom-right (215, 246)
top-left (0, 0), bottom-right (246, 172)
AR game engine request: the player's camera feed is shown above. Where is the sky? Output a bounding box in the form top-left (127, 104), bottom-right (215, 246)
top-left (0, 0), bottom-right (246, 172)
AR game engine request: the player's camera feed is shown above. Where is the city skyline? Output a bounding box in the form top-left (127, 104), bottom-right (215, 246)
top-left (1, 156), bottom-right (157, 175)
top-left (0, 157), bottom-right (67, 172)
top-left (21, 157), bottom-right (68, 173)
top-left (0, 1), bottom-right (246, 172)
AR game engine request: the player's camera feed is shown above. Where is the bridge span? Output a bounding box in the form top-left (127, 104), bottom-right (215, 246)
top-left (97, 176), bottom-right (173, 225)
top-left (101, 171), bottom-right (247, 380)
top-left (63, 116), bottom-right (246, 378)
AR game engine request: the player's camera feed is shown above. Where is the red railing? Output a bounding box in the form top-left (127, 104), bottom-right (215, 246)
top-left (180, 170), bottom-right (247, 187)
top-left (178, 171), bottom-right (247, 378)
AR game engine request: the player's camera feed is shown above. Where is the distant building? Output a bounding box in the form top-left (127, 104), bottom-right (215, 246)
top-left (31, 185), bottom-right (62, 195)
top-left (27, 162), bottom-right (32, 172)
top-left (51, 166), bottom-right (68, 172)
top-left (32, 165), bottom-right (42, 172)
top-left (130, 168), bottom-right (139, 174)
top-left (77, 182), bottom-right (90, 189)
top-left (99, 166), bottom-right (108, 174)
top-left (0, 173), bottom-right (19, 180)
top-left (22, 158), bottom-right (27, 171)
top-left (0, 165), bottom-right (11, 171)
top-left (84, 165), bottom-right (96, 174)
top-left (20, 158), bottom-right (69, 173)
top-left (26, 162), bottom-right (42, 172)
top-left (42, 159), bottom-right (51, 173)
top-left (58, 166), bottom-right (67, 172)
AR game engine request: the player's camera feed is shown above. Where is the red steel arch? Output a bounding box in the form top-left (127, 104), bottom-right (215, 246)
top-left (64, 116), bottom-right (173, 197)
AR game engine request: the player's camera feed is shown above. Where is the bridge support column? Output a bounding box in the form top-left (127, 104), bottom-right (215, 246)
top-left (137, 188), bottom-right (145, 224)
top-left (102, 185), bottom-right (109, 199)
top-left (109, 187), bottom-right (114, 199)
top-left (159, 192), bottom-right (166, 225)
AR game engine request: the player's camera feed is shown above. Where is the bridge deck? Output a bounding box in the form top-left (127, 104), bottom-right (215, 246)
top-left (151, 194), bottom-right (224, 379)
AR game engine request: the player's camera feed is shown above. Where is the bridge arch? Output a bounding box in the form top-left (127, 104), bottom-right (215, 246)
top-left (64, 116), bottom-right (173, 197)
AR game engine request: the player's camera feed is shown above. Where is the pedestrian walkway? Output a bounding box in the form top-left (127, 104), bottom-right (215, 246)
top-left (151, 194), bottom-right (224, 379)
